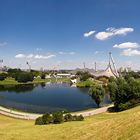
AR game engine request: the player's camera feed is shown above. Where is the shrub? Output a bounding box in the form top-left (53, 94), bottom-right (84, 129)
top-left (64, 113), bottom-right (73, 122)
top-left (76, 115), bottom-right (84, 121)
top-left (35, 113), bottom-right (84, 125)
top-left (72, 115), bottom-right (84, 121)
top-left (35, 117), bottom-right (44, 125)
top-left (52, 112), bottom-right (64, 124)
top-left (42, 113), bottom-right (53, 124)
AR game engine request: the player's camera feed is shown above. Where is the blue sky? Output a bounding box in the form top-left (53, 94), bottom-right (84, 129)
top-left (0, 0), bottom-right (140, 70)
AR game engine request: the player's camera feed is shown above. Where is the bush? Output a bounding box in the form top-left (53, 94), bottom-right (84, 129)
top-left (52, 112), bottom-right (64, 124)
top-left (72, 115), bottom-right (84, 121)
top-left (35, 113), bottom-right (84, 125)
top-left (64, 113), bottom-right (73, 122)
top-left (0, 73), bottom-right (8, 81)
top-left (42, 113), bottom-right (53, 124)
top-left (35, 117), bottom-right (44, 125)
top-left (76, 115), bottom-right (84, 121)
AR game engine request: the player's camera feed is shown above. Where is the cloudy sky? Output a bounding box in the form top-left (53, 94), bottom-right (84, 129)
top-left (0, 0), bottom-right (140, 70)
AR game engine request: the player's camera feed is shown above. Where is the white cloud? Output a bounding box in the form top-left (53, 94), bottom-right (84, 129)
top-left (121, 49), bottom-right (140, 56)
top-left (15, 54), bottom-right (56, 59)
top-left (95, 32), bottom-right (113, 40)
top-left (15, 54), bottom-right (26, 58)
top-left (0, 42), bottom-right (8, 47)
top-left (84, 30), bottom-right (96, 37)
top-left (34, 54), bottom-right (56, 59)
top-left (58, 51), bottom-right (76, 55)
top-left (95, 27), bottom-right (134, 40)
top-left (26, 54), bottom-right (34, 58)
top-left (113, 42), bottom-right (140, 49)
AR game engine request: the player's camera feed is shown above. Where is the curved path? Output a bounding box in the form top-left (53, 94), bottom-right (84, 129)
top-left (0, 105), bottom-right (113, 120)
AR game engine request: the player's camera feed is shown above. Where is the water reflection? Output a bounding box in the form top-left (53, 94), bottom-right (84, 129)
top-left (0, 84), bottom-right (35, 93)
top-left (0, 83), bottom-right (111, 113)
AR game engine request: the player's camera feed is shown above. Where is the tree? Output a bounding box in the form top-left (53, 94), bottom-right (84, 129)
top-left (89, 85), bottom-right (105, 107)
top-left (41, 73), bottom-right (46, 79)
top-left (76, 71), bottom-right (91, 81)
top-left (108, 77), bottom-right (140, 111)
top-left (15, 72), bottom-right (34, 83)
top-left (7, 68), bottom-right (21, 78)
top-left (0, 73), bottom-right (8, 81)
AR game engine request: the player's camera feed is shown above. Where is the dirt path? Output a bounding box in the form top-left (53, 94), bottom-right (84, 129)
top-left (0, 105), bottom-right (113, 120)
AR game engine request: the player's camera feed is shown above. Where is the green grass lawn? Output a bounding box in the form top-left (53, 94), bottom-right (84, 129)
top-left (76, 79), bottom-right (98, 87)
top-left (0, 77), bottom-right (71, 85)
top-left (0, 106), bottom-right (139, 140)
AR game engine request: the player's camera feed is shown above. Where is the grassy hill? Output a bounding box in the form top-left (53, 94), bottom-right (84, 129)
top-left (0, 106), bottom-right (140, 140)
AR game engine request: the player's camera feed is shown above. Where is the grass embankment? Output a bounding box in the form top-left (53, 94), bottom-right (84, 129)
top-left (0, 106), bottom-right (139, 140)
top-left (76, 79), bottom-right (98, 87)
top-left (0, 77), bottom-right (71, 85)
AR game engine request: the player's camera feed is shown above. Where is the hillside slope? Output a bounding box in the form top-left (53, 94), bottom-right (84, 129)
top-left (0, 106), bottom-right (140, 140)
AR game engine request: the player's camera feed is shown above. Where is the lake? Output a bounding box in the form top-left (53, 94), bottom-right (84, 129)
top-left (0, 83), bottom-right (111, 113)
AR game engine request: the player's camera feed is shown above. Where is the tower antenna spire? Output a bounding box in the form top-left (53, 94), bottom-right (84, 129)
top-left (26, 61), bottom-right (31, 72)
top-left (109, 52), bottom-right (119, 77)
top-left (95, 62), bottom-right (97, 72)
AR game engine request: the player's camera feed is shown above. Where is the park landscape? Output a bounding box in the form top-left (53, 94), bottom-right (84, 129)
top-left (0, 0), bottom-right (140, 140)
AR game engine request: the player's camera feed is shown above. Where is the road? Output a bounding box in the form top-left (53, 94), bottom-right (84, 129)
top-left (0, 105), bottom-right (113, 120)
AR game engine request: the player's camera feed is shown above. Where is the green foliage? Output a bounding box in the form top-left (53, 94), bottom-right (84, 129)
top-left (76, 71), bottom-right (91, 81)
top-left (35, 117), bottom-right (44, 125)
top-left (0, 73), bottom-right (8, 81)
top-left (124, 71), bottom-right (140, 79)
top-left (52, 112), bottom-right (64, 124)
top-left (7, 68), bottom-right (21, 78)
top-left (108, 77), bottom-right (140, 111)
top-left (15, 72), bottom-right (34, 83)
top-left (35, 112), bottom-right (84, 125)
top-left (77, 79), bottom-right (97, 87)
top-left (89, 85), bottom-right (105, 107)
top-left (64, 113), bottom-right (73, 122)
top-left (41, 73), bottom-right (46, 79)
top-left (42, 113), bottom-right (53, 124)
top-left (72, 115), bottom-right (84, 121)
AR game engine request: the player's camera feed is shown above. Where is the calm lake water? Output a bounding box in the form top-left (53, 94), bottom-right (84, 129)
top-left (0, 83), bottom-right (111, 113)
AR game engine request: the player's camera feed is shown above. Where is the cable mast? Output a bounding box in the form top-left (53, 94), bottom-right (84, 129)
top-left (94, 62), bottom-right (97, 72)
top-left (0, 59), bottom-right (3, 70)
top-left (109, 52), bottom-right (119, 77)
top-left (83, 62), bottom-right (86, 70)
top-left (26, 61), bottom-right (31, 72)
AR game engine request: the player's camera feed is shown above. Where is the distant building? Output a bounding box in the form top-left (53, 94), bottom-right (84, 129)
top-left (56, 73), bottom-right (75, 78)
top-left (91, 52), bottom-right (119, 78)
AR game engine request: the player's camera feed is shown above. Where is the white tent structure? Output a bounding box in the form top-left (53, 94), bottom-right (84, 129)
top-left (92, 52), bottom-right (119, 78)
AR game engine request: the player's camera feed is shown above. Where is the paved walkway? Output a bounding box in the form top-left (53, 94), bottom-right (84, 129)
top-left (0, 105), bottom-right (113, 120)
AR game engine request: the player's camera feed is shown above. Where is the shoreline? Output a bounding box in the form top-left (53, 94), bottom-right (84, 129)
top-left (0, 104), bottom-right (113, 120)
top-left (0, 77), bottom-right (71, 86)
